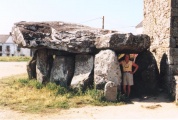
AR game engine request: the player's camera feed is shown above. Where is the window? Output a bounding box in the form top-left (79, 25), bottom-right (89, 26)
top-left (17, 46), bottom-right (21, 52)
top-left (6, 46), bottom-right (10, 56)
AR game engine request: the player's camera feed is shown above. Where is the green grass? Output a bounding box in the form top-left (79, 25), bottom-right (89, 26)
top-left (0, 56), bottom-right (31, 62)
top-left (0, 74), bottom-right (124, 113)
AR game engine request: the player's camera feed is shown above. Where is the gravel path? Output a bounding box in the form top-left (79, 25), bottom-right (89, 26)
top-left (0, 62), bottom-right (178, 120)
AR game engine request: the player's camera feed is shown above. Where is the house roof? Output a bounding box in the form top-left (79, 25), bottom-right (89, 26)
top-left (0, 35), bottom-right (10, 43)
top-left (135, 21), bottom-right (143, 28)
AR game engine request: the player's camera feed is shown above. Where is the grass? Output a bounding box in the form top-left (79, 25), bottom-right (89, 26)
top-left (0, 74), bottom-right (124, 113)
top-left (0, 56), bottom-right (31, 62)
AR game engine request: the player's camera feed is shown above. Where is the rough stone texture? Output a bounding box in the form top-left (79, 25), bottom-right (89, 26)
top-left (144, 0), bottom-right (178, 101)
top-left (27, 51), bottom-right (37, 79)
top-left (144, 0), bottom-right (171, 50)
top-left (94, 50), bottom-right (121, 90)
top-left (36, 49), bottom-right (53, 83)
top-left (95, 33), bottom-right (150, 53)
top-left (71, 55), bottom-right (94, 90)
top-left (132, 50), bottom-right (159, 97)
top-left (11, 21), bottom-right (113, 54)
top-left (104, 81), bottom-right (117, 102)
top-left (12, 21), bottom-right (150, 54)
top-left (50, 56), bottom-right (75, 87)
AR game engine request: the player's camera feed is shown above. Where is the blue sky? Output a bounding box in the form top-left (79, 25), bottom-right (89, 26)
top-left (0, 0), bottom-right (143, 34)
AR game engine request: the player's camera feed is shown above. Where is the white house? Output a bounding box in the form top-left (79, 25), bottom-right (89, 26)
top-left (0, 34), bottom-right (31, 56)
top-left (135, 21), bottom-right (143, 34)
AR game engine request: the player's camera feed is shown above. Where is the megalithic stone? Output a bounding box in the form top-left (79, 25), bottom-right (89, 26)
top-left (27, 51), bottom-right (37, 79)
top-left (71, 55), bottom-right (94, 90)
top-left (12, 21), bottom-right (150, 54)
top-left (94, 49), bottom-right (121, 90)
top-left (36, 49), bottom-right (53, 83)
top-left (50, 55), bottom-right (75, 87)
top-left (95, 33), bottom-right (150, 53)
top-left (133, 50), bottom-right (159, 97)
top-left (104, 81), bottom-right (117, 102)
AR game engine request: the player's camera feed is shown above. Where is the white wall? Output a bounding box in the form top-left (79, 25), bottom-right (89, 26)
top-left (0, 36), bottom-right (31, 56)
top-left (136, 27), bottom-right (143, 35)
top-left (2, 43), bottom-right (17, 56)
top-left (16, 48), bottom-right (31, 56)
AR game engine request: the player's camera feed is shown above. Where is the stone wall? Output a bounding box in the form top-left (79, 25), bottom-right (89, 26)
top-left (144, 0), bottom-right (178, 100)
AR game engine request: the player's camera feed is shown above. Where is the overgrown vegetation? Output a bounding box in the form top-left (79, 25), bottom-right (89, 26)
top-left (0, 74), bottom-right (124, 113)
top-left (0, 56), bottom-right (31, 62)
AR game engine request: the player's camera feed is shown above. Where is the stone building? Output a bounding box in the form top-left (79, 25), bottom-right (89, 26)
top-left (143, 0), bottom-right (178, 101)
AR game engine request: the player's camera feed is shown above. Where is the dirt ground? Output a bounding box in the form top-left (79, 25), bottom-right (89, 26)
top-left (0, 62), bottom-right (178, 120)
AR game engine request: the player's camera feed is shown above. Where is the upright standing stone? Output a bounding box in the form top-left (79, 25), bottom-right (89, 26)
top-left (36, 49), bottom-right (53, 83)
top-left (104, 81), bottom-right (117, 102)
top-left (71, 55), bottom-right (94, 89)
top-left (27, 51), bottom-right (37, 79)
top-left (94, 50), bottom-right (121, 90)
top-left (133, 50), bottom-right (159, 97)
top-left (50, 55), bottom-right (75, 87)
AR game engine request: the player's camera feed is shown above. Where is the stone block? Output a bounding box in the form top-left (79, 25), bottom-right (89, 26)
top-left (71, 55), bottom-right (94, 90)
top-left (94, 50), bottom-right (121, 90)
top-left (167, 65), bottom-right (178, 75)
top-left (173, 56), bottom-right (178, 64)
top-left (171, 8), bottom-right (178, 16)
top-left (95, 33), bottom-right (150, 53)
top-left (133, 50), bottom-right (159, 96)
top-left (36, 49), bottom-right (53, 83)
top-left (50, 56), bottom-right (75, 87)
top-left (104, 81), bottom-right (117, 102)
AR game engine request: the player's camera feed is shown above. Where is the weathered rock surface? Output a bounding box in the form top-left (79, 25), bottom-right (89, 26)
top-left (95, 33), bottom-right (150, 53)
top-left (12, 21), bottom-right (106, 54)
top-left (12, 21), bottom-right (150, 54)
top-left (50, 56), bottom-right (75, 87)
top-left (36, 49), bottom-right (53, 83)
top-left (71, 55), bottom-right (94, 89)
top-left (27, 51), bottom-right (37, 79)
top-left (132, 50), bottom-right (159, 97)
top-left (104, 81), bottom-right (117, 102)
top-left (94, 50), bottom-right (121, 90)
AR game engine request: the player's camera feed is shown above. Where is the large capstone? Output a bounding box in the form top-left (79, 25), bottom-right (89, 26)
top-left (132, 50), bottom-right (159, 97)
top-left (50, 55), bottom-right (75, 87)
top-left (95, 33), bottom-right (150, 53)
top-left (12, 21), bottom-right (150, 54)
top-left (94, 49), bottom-right (121, 90)
top-left (71, 55), bottom-right (94, 89)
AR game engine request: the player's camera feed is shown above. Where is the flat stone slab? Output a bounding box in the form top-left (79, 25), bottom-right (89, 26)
top-left (95, 33), bottom-right (150, 53)
top-left (12, 21), bottom-right (150, 54)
